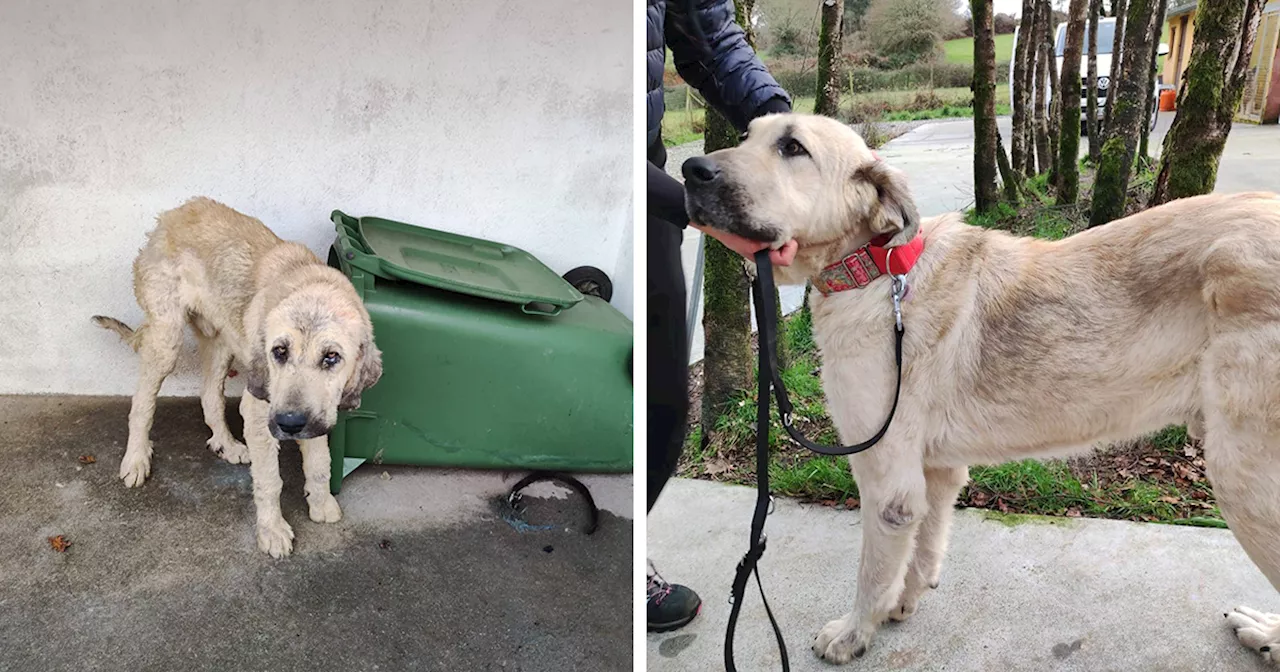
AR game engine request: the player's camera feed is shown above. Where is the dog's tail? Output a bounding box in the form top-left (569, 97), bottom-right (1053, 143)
top-left (92, 315), bottom-right (143, 352)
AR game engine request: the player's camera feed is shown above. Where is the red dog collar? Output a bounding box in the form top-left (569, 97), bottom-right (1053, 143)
top-left (813, 233), bottom-right (923, 295)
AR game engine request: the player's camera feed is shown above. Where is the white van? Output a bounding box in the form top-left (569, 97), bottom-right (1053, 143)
top-left (1010, 17), bottom-right (1168, 133)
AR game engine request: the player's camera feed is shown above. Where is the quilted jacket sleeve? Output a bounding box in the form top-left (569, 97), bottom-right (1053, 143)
top-left (665, 0), bottom-right (791, 132)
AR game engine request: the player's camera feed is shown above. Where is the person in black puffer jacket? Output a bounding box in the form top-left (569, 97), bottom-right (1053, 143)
top-left (646, 0), bottom-right (798, 634)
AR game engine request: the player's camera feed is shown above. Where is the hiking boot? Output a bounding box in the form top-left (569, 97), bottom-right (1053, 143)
top-left (647, 560), bottom-right (702, 632)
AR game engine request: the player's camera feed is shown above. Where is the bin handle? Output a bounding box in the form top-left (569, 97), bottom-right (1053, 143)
top-left (521, 302), bottom-right (562, 317)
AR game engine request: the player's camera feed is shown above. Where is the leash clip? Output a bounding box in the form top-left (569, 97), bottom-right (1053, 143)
top-left (891, 274), bottom-right (906, 332)
top-left (885, 247), bottom-right (906, 332)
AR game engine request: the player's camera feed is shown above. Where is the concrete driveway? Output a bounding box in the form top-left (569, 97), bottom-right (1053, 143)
top-left (0, 396), bottom-right (633, 672)
top-left (647, 479), bottom-right (1275, 672)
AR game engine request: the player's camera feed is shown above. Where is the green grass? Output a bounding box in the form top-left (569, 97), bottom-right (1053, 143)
top-left (943, 34), bottom-right (1016, 65)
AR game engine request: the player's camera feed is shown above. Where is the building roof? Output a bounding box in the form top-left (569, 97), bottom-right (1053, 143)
top-left (1167, 0), bottom-right (1197, 18)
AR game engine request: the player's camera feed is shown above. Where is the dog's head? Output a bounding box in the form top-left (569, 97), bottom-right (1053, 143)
top-left (244, 268), bottom-right (383, 441)
top-left (683, 113), bottom-right (919, 280)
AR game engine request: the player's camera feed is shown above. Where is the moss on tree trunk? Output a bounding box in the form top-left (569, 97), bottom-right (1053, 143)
top-left (1011, 0), bottom-right (1038, 175)
top-left (1088, 0), bottom-right (1160, 225)
top-left (972, 0), bottom-right (1001, 213)
top-left (1151, 0), bottom-right (1263, 205)
top-left (1033, 0), bottom-right (1052, 175)
top-left (815, 0), bottom-right (845, 117)
top-left (1043, 0), bottom-right (1061, 184)
top-left (1104, 0), bottom-right (1127, 130)
top-left (700, 0), bottom-right (759, 443)
top-left (1056, 0), bottom-right (1088, 204)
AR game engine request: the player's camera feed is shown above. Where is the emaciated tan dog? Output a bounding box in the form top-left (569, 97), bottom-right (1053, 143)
top-left (683, 113), bottom-right (1280, 665)
top-left (94, 197), bottom-right (382, 558)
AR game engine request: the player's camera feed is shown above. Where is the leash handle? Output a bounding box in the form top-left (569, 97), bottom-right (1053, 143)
top-left (725, 252), bottom-right (791, 672)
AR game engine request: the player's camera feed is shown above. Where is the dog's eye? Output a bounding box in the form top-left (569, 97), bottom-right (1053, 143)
top-left (271, 345), bottom-right (288, 364)
top-left (779, 138), bottom-right (808, 158)
top-left (321, 351), bottom-right (342, 369)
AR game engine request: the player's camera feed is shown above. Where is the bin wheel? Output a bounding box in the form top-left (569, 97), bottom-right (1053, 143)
top-left (563, 266), bottom-right (612, 302)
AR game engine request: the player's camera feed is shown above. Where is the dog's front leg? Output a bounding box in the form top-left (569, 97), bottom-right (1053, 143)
top-left (240, 393), bottom-right (294, 558)
top-left (814, 464), bottom-right (927, 663)
top-left (299, 437), bottom-right (341, 523)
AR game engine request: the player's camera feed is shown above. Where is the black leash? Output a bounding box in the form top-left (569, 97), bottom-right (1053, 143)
top-left (724, 250), bottom-right (907, 672)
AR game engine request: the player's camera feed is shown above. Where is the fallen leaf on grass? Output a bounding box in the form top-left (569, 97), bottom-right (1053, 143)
top-left (704, 458), bottom-right (733, 476)
top-left (1065, 507), bottom-right (1082, 517)
top-left (77, 455), bottom-right (95, 464)
top-left (845, 498), bottom-right (860, 509)
top-left (47, 535), bottom-right (71, 553)
top-left (995, 498), bottom-right (1009, 513)
top-left (969, 491), bottom-right (991, 507)
top-left (821, 499), bottom-right (837, 507)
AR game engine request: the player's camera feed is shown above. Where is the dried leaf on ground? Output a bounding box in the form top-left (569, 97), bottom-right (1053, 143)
top-left (703, 458), bottom-right (733, 476)
top-left (77, 455), bottom-right (95, 464)
top-left (845, 498), bottom-right (860, 509)
top-left (47, 535), bottom-right (71, 552)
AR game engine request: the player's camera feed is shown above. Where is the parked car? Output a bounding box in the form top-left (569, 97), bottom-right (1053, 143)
top-left (1010, 17), bottom-right (1168, 134)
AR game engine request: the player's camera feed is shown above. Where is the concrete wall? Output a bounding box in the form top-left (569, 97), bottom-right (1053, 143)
top-left (0, 0), bottom-right (632, 396)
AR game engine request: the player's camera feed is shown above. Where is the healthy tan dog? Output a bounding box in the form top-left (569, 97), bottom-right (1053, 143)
top-left (683, 113), bottom-right (1280, 665)
top-left (94, 197), bottom-right (382, 558)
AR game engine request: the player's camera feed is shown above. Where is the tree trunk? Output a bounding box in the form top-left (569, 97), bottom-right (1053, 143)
top-left (1012, 0), bottom-right (1038, 175)
top-left (972, 0), bottom-right (1001, 213)
top-left (1086, 0), bottom-right (1102, 163)
top-left (1104, 0), bottom-right (1128, 130)
top-left (815, 0), bottom-right (846, 117)
top-left (1088, 0), bottom-right (1161, 225)
top-left (1043, 0), bottom-right (1062, 183)
top-left (1138, 0), bottom-right (1170, 163)
top-left (1150, 0), bottom-right (1263, 205)
top-left (1056, 0), bottom-right (1088, 204)
top-left (1034, 0), bottom-right (1052, 175)
top-left (700, 0), bottom-right (757, 443)
top-left (996, 133), bottom-right (1022, 203)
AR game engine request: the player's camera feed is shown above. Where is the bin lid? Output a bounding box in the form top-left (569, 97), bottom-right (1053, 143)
top-left (332, 210), bottom-right (583, 310)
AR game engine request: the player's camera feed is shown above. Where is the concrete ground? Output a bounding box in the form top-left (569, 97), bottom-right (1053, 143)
top-left (0, 396), bottom-right (633, 672)
top-left (668, 114), bottom-right (1278, 364)
top-left (647, 479), bottom-right (1277, 672)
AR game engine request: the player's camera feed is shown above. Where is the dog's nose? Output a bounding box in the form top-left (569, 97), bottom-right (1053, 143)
top-left (682, 156), bottom-right (721, 185)
top-left (274, 412), bottom-right (308, 435)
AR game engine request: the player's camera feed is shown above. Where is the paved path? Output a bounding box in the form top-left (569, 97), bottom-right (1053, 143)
top-left (670, 114), bottom-right (1277, 364)
top-left (0, 396), bottom-right (633, 672)
top-left (647, 478), bottom-right (1275, 671)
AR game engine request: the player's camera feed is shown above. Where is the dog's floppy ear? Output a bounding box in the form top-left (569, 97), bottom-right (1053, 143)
top-left (859, 160), bottom-right (920, 247)
top-left (339, 339), bottom-right (383, 410)
top-left (245, 350), bottom-right (271, 402)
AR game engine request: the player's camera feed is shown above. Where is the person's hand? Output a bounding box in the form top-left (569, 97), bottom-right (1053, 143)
top-left (690, 223), bottom-right (797, 266)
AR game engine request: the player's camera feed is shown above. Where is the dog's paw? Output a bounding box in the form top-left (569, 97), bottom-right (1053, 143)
top-left (119, 451), bottom-right (151, 488)
top-left (813, 616), bottom-right (872, 663)
top-left (307, 493), bottom-right (342, 523)
top-left (207, 436), bottom-right (250, 464)
top-left (256, 517), bottom-right (295, 558)
top-left (1226, 606), bottom-right (1280, 664)
top-left (888, 596), bottom-right (919, 623)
